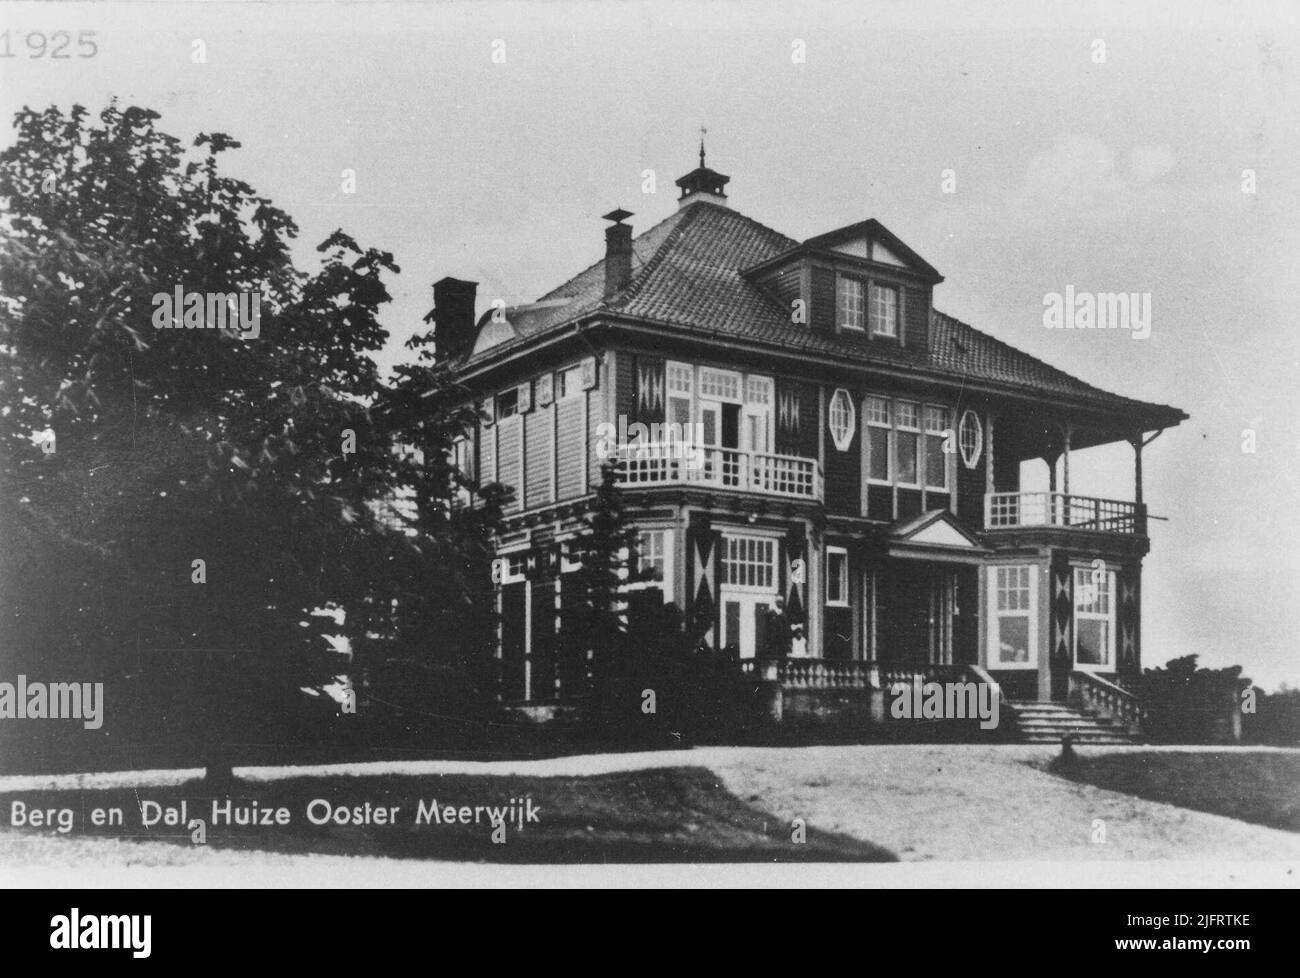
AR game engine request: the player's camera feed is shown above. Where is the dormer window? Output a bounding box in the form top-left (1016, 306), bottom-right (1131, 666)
top-left (870, 284), bottom-right (898, 337)
top-left (837, 276), bottom-right (865, 331)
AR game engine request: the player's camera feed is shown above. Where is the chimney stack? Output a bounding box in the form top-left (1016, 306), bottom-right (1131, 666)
top-left (432, 277), bottom-right (479, 361)
top-left (602, 209), bottom-right (634, 299)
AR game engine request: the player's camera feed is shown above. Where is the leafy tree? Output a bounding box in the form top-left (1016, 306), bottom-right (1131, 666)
top-left (0, 102), bottom-right (411, 779)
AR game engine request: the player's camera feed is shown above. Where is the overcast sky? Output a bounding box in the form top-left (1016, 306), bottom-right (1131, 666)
top-left (4, 0), bottom-right (1298, 688)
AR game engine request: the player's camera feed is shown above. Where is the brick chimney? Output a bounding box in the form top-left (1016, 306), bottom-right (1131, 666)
top-left (432, 277), bottom-right (478, 361)
top-left (602, 209), bottom-right (634, 299)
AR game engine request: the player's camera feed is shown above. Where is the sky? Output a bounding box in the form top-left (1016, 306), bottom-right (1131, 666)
top-left (3, 0), bottom-right (1298, 689)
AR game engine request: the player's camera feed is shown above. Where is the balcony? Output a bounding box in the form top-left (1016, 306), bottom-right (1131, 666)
top-left (984, 492), bottom-right (1145, 535)
top-left (614, 442), bottom-right (823, 501)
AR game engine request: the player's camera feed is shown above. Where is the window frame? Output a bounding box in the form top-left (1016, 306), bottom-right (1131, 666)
top-left (869, 282), bottom-right (899, 337)
top-left (720, 534), bottom-right (778, 594)
top-left (1072, 565), bottom-right (1117, 671)
top-left (837, 275), bottom-right (866, 331)
top-left (986, 564), bottom-right (1038, 669)
top-left (625, 528), bottom-right (674, 603)
top-left (865, 395), bottom-right (892, 484)
top-left (923, 404), bottom-right (951, 492)
top-left (894, 400), bottom-right (921, 488)
top-left (958, 410), bottom-right (983, 469)
top-left (828, 388), bottom-right (855, 452)
top-left (825, 546), bottom-right (849, 607)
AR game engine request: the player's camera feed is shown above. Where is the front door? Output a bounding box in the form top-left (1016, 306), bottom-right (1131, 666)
top-left (721, 592), bottom-right (779, 659)
top-left (877, 564), bottom-right (954, 666)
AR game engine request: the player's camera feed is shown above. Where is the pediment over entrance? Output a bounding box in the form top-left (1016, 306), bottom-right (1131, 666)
top-left (890, 510), bottom-right (985, 551)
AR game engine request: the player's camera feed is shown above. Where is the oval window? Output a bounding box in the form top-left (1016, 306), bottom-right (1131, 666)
top-left (828, 389), bottom-right (855, 451)
top-left (958, 410), bottom-right (983, 468)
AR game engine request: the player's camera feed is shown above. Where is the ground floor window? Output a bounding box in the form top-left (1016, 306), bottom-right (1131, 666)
top-left (988, 565), bottom-right (1036, 667)
top-left (631, 529), bottom-right (673, 603)
top-left (1073, 565), bottom-right (1116, 667)
top-left (825, 546), bottom-right (849, 606)
top-left (721, 534), bottom-right (777, 591)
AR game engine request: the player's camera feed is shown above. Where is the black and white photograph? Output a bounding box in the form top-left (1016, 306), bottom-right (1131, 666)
top-left (0, 0), bottom-right (1296, 925)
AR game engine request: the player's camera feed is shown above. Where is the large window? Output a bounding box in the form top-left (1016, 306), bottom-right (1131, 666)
top-left (1074, 567), bottom-right (1116, 668)
top-left (866, 396), bottom-right (891, 482)
top-left (989, 565), bottom-right (1036, 667)
top-left (837, 276), bottom-right (865, 331)
top-left (924, 406), bottom-right (950, 491)
top-left (828, 389), bottom-right (855, 451)
top-left (721, 535), bottom-right (776, 591)
top-left (699, 367), bottom-right (741, 402)
top-left (870, 283), bottom-right (899, 337)
top-left (894, 400), bottom-right (919, 486)
top-left (825, 547), bottom-right (849, 606)
top-left (865, 396), bottom-right (949, 493)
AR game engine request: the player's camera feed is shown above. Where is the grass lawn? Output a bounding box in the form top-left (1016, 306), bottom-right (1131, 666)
top-left (1050, 751), bottom-right (1300, 833)
top-left (0, 766), bottom-right (894, 863)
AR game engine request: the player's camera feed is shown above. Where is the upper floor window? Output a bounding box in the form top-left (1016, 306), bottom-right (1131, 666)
top-left (828, 389), bottom-right (855, 451)
top-left (865, 396), bottom-right (891, 483)
top-left (556, 365), bottom-right (584, 399)
top-left (870, 284), bottom-right (899, 337)
top-left (894, 400), bottom-right (919, 486)
top-left (699, 367), bottom-right (741, 402)
top-left (497, 388), bottom-right (519, 419)
top-left (865, 396), bottom-right (950, 492)
top-left (958, 410), bottom-right (983, 468)
top-left (837, 276), bottom-right (865, 331)
top-left (924, 406), bottom-right (950, 491)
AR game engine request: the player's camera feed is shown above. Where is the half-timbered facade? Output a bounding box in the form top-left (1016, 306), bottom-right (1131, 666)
top-left (433, 153), bottom-right (1186, 730)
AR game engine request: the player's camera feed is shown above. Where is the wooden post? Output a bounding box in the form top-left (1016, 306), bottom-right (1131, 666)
top-left (1131, 433), bottom-right (1144, 506)
top-left (1062, 424), bottom-right (1072, 496)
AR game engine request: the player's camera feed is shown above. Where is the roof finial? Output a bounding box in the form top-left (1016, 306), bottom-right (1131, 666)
top-left (699, 125), bottom-right (708, 168)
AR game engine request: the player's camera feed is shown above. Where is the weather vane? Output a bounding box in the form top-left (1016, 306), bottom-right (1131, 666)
top-left (699, 125), bottom-right (708, 168)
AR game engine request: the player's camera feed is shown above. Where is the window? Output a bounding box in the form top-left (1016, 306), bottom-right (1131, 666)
top-left (924, 405), bottom-right (950, 491)
top-left (535, 373), bottom-right (554, 408)
top-left (699, 367), bottom-right (741, 402)
top-left (1074, 567), bottom-right (1116, 668)
top-left (870, 284), bottom-right (898, 337)
top-left (497, 388), bottom-right (519, 419)
top-left (721, 535), bottom-right (776, 590)
top-left (825, 547), bottom-right (849, 606)
top-left (556, 365), bottom-right (584, 399)
top-left (895, 400), bottom-right (919, 486)
top-left (989, 565), bottom-right (1036, 666)
top-left (958, 410), bottom-right (983, 468)
top-left (745, 375), bottom-right (772, 406)
top-left (828, 389), bottom-right (855, 451)
top-left (865, 396), bottom-right (891, 482)
top-left (837, 276), bottom-right (865, 330)
top-left (625, 529), bottom-right (673, 602)
top-left (497, 551), bottom-right (528, 585)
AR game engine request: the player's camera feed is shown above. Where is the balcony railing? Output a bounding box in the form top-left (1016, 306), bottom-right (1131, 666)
top-left (614, 442), bottom-right (823, 501)
top-left (985, 492), bottom-right (1144, 535)
top-left (740, 658), bottom-right (974, 690)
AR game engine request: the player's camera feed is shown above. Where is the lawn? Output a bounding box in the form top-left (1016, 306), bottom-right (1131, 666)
top-left (0, 766), bottom-right (894, 863)
top-left (1049, 750), bottom-right (1300, 833)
